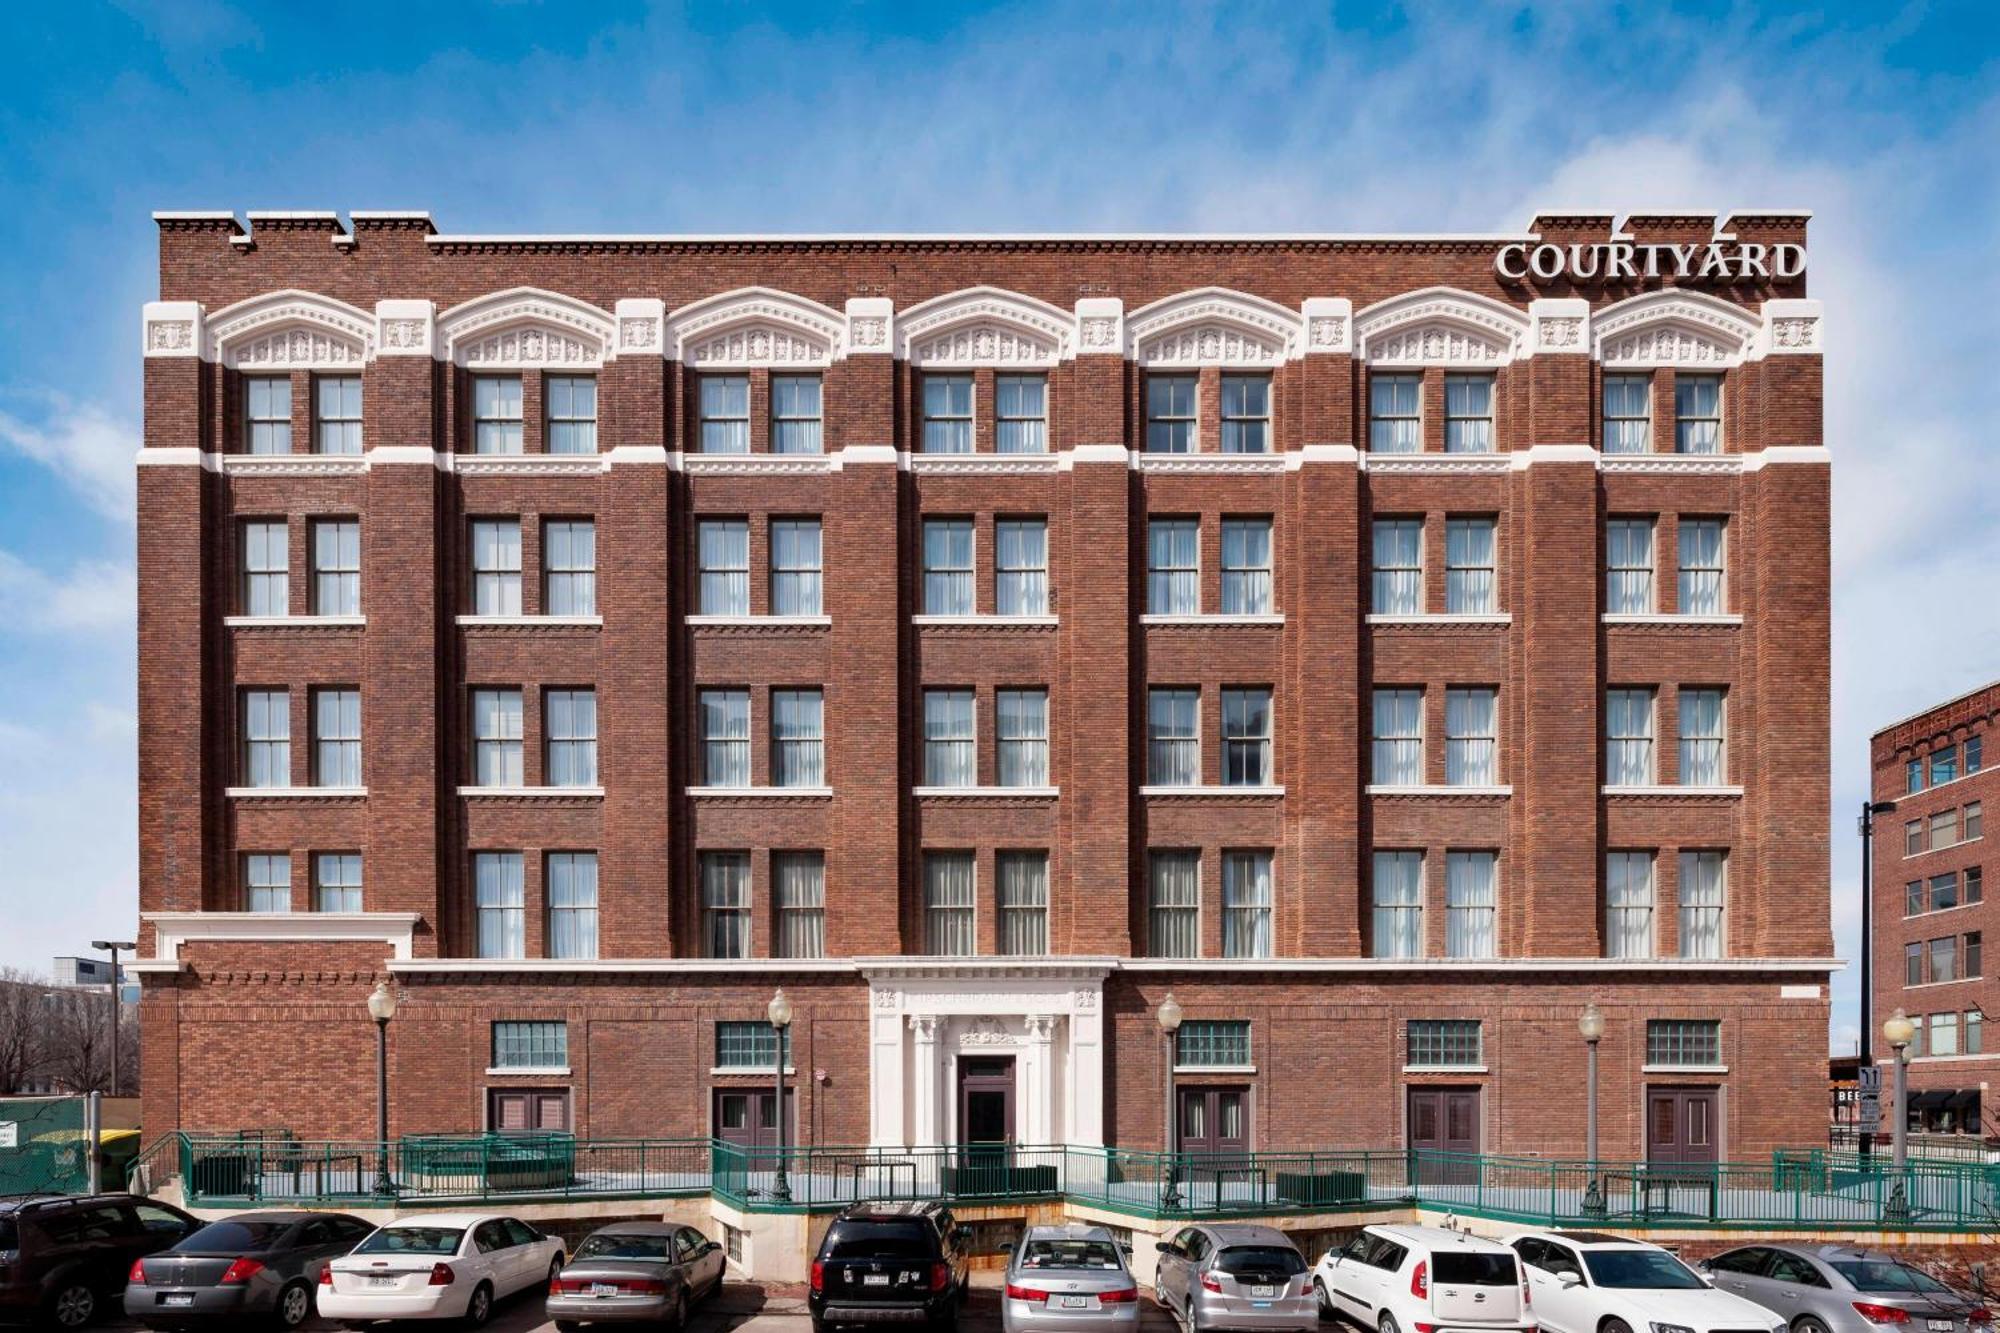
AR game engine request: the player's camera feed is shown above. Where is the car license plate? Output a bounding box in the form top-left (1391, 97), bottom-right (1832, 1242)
top-left (590, 1283), bottom-right (619, 1298)
top-left (864, 1274), bottom-right (891, 1286)
top-left (1061, 1296), bottom-right (1090, 1308)
top-left (1929, 1321), bottom-right (1955, 1331)
top-left (368, 1274), bottom-right (398, 1286)
top-left (162, 1294), bottom-right (194, 1307)
top-left (1251, 1286), bottom-right (1276, 1298)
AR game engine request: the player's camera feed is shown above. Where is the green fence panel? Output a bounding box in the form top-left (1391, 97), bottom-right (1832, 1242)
top-left (0, 1096), bottom-right (91, 1196)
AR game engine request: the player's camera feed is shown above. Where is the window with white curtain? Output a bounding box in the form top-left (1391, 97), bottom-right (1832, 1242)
top-left (998, 851), bottom-right (1050, 955)
top-left (1221, 375), bottom-right (1271, 453)
top-left (1444, 374), bottom-right (1494, 453)
top-left (1606, 519), bottom-right (1655, 614)
top-left (770, 375), bottom-right (823, 454)
top-left (1221, 688), bottom-right (1273, 787)
top-left (1369, 375), bottom-right (1420, 453)
top-left (546, 689), bottom-right (597, 787)
top-left (1149, 852), bottom-right (1200, 958)
top-left (472, 376), bottom-right (523, 454)
top-left (1372, 689), bottom-right (1423, 785)
top-left (924, 852), bottom-right (976, 955)
top-left (995, 518), bottom-right (1049, 615)
top-left (1372, 851), bottom-right (1423, 959)
top-left (314, 852), bottom-right (362, 912)
top-left (245, 376), bottom-right (292, 454)
top-left (922, 519), bottom-right (975, 615)
top-left (774, 852), bottom-right (825, 959)
top-left (543, 520), bottom-right (596, 616)
top-left (241, 689), bottom-right (290, 788)
top-left (475, 852), bottom-right (525, 958)
top-left (1148, 518), bottom-right (1200, 614)
top-left (1606, 851), bottom-right (1655, 959)
top-left (1929, 1011), bottom-right (1961, 1056)
top-left (1445, 518), bottom-right (1496, 614)
top-left (996, 689), bottom-right (1049, 787)
top-left (1603, 375), bottom-right (1651, 454)
top-left (1222, 851), bottom-right (1273, 959)
top-left (244, 853), bottom-right (291, 913)
top-left (242, 521), bottom-right (288, 616)
top-left (1605, 688), bottom-right (1656, 785)
top-left (1674, 375), bottom-right (1723, 453)
top-left (1221, 518), bottom-right (1273, 614)
top-left (469, 688), bottom-right (523, 787)
top-left (1678, 688), bottom-right (1727, 786)
top-left (546, 852), bottom-right (598, 959)
top-left (1444, 688), bottom-right (1497, 786)
top-left (922, 375), bottom-right (974, 453)
top-left (1148, 688), bottom-right (1200, 786)
top-left (698, 689), bottom-right (750, 787)
top-left (313, 688), bottom-right (361, 787)
top-left (1677, 519), bottom-right (1725, 615)
top-left (697, 519), bottom-right (750, 615)
top-left (1678, 851), bottom-right (1726, 958)
top-left (772, 689), bottom-right (825, 787)
top-left (923, 689), bottom-right (975, 786)
top-left (311, 519), bottom-right (360, 616)
top-left (545, 376), bottom-right (597, 454)
top-left (1445, 851), bottom-right (1498, 959)
top-left (996, 376), bottom-right (1047, 453)
top-left (771, 519), bottom-right (823, 615)
top-left (1372, 520), bottom-right (1422, 614)
top-left (701, 852), bottom-right (750, 959)
top-left (470, 520), bottom-right (523, 616)
top-left (1146, 376), bottom-right (1197, 453)
top-left (315, 376), bottom-right (362, 454)
top-left (699, 376), bottom-right (750, 453)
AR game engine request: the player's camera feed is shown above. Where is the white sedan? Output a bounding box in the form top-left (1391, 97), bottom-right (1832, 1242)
top-left (318, 1213), bottom-right (565, 1327)
top-left (1507, 1231), bottom-right (1786, 1333)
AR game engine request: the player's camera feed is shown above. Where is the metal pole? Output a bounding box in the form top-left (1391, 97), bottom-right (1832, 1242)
top-left (372, 1017), bottom-right (394, 1194)
top-left (85, 1091), bottom-right (102, 1194)
top-left (1162, 1032), bottom-right (1180, 1209)
top-left (772, 1025), bottom-right (792, 1203)
top-left (1582, 1037), bottom-right (1604, 1215)
top-left (1886, 1042), bottom-right (1910, 1221)
top-left (1859, 803), bottom-right (1874, 1066)
top-left (106, 945), bottom-right (121, 1098)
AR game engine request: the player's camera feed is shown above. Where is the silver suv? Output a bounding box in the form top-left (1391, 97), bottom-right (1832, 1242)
top-left (1153, 1224), bottom-right (1315, 1333)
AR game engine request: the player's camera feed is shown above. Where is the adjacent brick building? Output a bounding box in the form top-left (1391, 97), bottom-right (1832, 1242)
top-left (132, 208), bottom-right (1834, 1164)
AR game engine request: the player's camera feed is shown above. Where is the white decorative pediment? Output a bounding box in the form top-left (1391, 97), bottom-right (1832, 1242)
top-left (437, 288), bottom-right (615, 368)
top-left (1593, 289), bottom-right (1760, 369)
top-left (206, 290), bottom-right (376, 369)
top-left (1127, 287), bottom-right (1302, 366)
top-left (667, 287), bottom-right (846, 367)
top-left (1354, 287), bottom-right (1530, 367)
top-left (897, 287), bottom-right (1073, 366)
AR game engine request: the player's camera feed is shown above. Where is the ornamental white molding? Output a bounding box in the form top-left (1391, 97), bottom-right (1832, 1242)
top-left (614, 297), bottom-right (665, 356)
top-left (904, 452), bottom-right (1062, 476)
top-left (142, 911), bottom-right (423, 963)
top-left (1354, 287), bottom-right (1531, 366)
top-left (451, 454), bottom-right (604, 477)
top-left (1592, 288), bottom-right (1761, 369)
top-left (436, 287), bottom-right (616, 368)
top-left (375, 299), bottom-right (435, 358)
top-left (896, 286), bottom-right (1073, 366)
top-left (1127, 287), bottom-right (1302, 366)
top-left (1530, 297), bottom-right (1589, 354)
top-left (1302, 297), bottom-right (1352, 354)
top-left (205, 290), bottom-right (376, 369)
top-left (1758, 298), bottom-right (1824, 356)
top-left (142, 301), bottom-right (203, 358)
top-left (217, 454), bottom-right (368, 478)
top-left (1133, 452), bottom-right (1288, 475)
top-left (667, 286), bottom-right (846, 367)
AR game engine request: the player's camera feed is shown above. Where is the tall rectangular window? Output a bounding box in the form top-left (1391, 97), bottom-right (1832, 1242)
top-left (1147, 688), bottom-right (1200, 786)
top-left (471, 688), bottom-right (524, 787)
top-left (1372, 851), bottom-right (1423, 959)
top-left (1368, 374), bottom-right (1420, 453)
top-left (244, 853), bottom-right (291, 913)
top-left (996, 689), bottom-right (1049, 787)
top-left (1408, 1020), bottom-right (1483, 1068)
top-left (922, 689), bottom-right (975, 787)
top-left (1678, 851), bottom-right (1726, 959)
top-left (995, 518), bottom-right (1049, 615)
top-left (1221, 518), bottom-right (1273, 615)
top-left (1221, 688), bottom-right (1273, 787)
top-left (697, 519), bottom-right (750, 615)
top-left (1445, 518), bottom-right (1497, 614)
top-left (1929, 807), bottom-right (1959, 850)
top-left (1371, 688), bottom-right (1423, 785)
top-left (241, 689), bottom-right (290, 788)
top-left (1372, 519), bottom-right (1422, 614)
top-left (1444, 374), bottom-right (1494, 453)
top-left (1220, 375), bottom-right (1271, 453)
top-left (315, 376), bottom-right (362, 455)
top-left (699, 376), bottom-right (750, 453)
top-left (472, 376), bottom-right (523, 454)
top-left (545, 376), bottom-right (597, 454)
top-left (1606, 688), bottom-right (1656, 785)
top-left (1149, 852), bottom-right (1200, 958)
top-left (1146, 375), bottom-right (1197, 453)
top-left (770, 519), bottom-right (823, 615)
top-left (1445, 851), bottom-right (1498, 959)
top-left (1221, 850), bottom-right (1273, 959)
top-left (1906, 941), bottom-right (1923, 986)
top-left (772, 689), bottom-right (825, 787)
top-left (996, 375), bottom-right (1047, 453)
top-left (702, 852), bottom-right (750, 959)
top-left (313, 688), bottom-right (361, 787)
top-left (470, 519), bottom-right (523, 616)
top-left (922, 375), bottom-right (974, 453)
top-left (1606, 518), bottom-right (1655, 614)
top-left (543, 520), bottom-right (596, 616)
top-left (1602, 374), bottom-right (1651, 454)
top-left (314, 852), bottom-right (362, 913)
top-left (1674, 374), bottom-right (1723, 453)
top-left (770, 375), bottom-right (822, 454)
top-left (1907, 759), bottom-right (1925, 795)
top-left (493, 1022), bottom-right (568, 1071)
top-left (1677, 519), bottom-right (1725, 615)
top-left (924, 852), bottom-right (976, 955)
top-left (698, 689), bottom-right (750, 787)
top-left (997, 851), bottom-right (1050, 955)
top-left (1607, 851), bottom-right (1655, 959)
top-left (1646, 1019), bottom-right (1721, 1067)
top-left (546, 689), bottom-right (597, 788)
top-left (1969, 802), bottom-right (1984, 840)
top-left (474, 852), bottom-right (525, 959)
top-left (245, 376), bottom-right (291, 454)
top-left (546, 852), bottom-right (599, 959)
top-left (1971, 931), bottom-right (1985, 978)
top-left (1970, 737), bottom-right (1985, 776)
top-left (241, 520), bottom-right (289, 616)
top-left (922, 519), bottom-right (975, 615)
top-left (311, 519), bottom-right (360, 616)
top-left (1929, 1011), bottom-right (1961, 1056)
top-left (1678, 689), bottom-right (1727, 786)
top-left (1147, 518), bottom-right (1200, 614)
top-left (774, 852), bottom-right (825, 959)
top-left (1931, 745), bottom-right (1960, 786)
top-left (1445, 688), bottom-right (1498, 786)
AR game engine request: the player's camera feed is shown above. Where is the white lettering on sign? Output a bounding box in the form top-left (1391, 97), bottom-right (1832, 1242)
top-left (0, 1122), bottom-right (16, 1149)
top-left (1496, 242), bottom-right (1805, 284)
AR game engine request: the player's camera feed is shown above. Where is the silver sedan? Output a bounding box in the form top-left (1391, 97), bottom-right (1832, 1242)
top-left (1002, 1226), bottom-right (1142, 1333)
top-left (1702, 1243), bottom-right (1994, 1333)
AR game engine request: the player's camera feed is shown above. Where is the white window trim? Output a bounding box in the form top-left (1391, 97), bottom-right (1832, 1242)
top-left (1172, 1063), bottom-right (1257, 1075)
top-left (688, 614), bottom-right (832, 627)
top-left (484, 1066), bottom-right (572, 1077)
top-left (457, 785), bottom-right (607, 798)
top-left (1602, 784), bottom-right (1745, 797)
top-left (911, 614), bottom-right (1059, 627)
top-left (1602, 613), bottom-right (1743, 626)
top-left (687, 785), bottom-right (834, 798)
top-left (1366, 613), bottom-right (1512, 626)
top-left (226, 786), bottom-right (366, 798)
top-left (912, 785), bottom-right (1060, 798)
top-left (456, 614), bottom-right (604, 627)
top-left (711, 1065), bottom-right (798, 1076)
top-left (1140, 784), bottom-right (1286, 797)
top-left (1366, 784), bottom-right (1513, 797)
top-left (1639, 1063), bottom-right (1730, 1075)
top-left (1403, 1064), bottom-right (1491, 1075)
top-left (225, 614), bottom-right (366, 628)
top-left (1140, 613), bottom-right (1285, 626)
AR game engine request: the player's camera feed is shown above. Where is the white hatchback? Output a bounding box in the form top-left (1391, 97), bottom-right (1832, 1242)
top-left (1506, 1231), bottom-right (1785, 1333)
top-left (1316, 1224), bottom-right (1533, 1333)
top-left (318, 1213), bottom-right (565, 1328)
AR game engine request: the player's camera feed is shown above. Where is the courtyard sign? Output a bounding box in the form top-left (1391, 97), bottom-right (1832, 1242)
top-left (1496, 240), bottom-right (1806, 284)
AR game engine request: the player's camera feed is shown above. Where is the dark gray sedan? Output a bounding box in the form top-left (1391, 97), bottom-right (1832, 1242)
top-left (547, 1222), bottom-right (725, 1329)
top-left (1703, 1243), bottom-right (1994, 1333)
top-left (124, 1210), bottom-right (376, 1329)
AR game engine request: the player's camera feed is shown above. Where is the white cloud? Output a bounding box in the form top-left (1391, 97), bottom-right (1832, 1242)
top-left (0, 396), bottom-right (138, 523)
top-left (0, 551), bottom-right (135, 636)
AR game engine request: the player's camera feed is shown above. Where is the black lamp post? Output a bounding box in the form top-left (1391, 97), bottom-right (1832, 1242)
top-left (1579, 1003), bottom-right (1605, 1215)
top-left (1858, 800), bottom-right (1896, 1068)
top-left (367, 981), bottom-right (398, 1195)
top-left (1157, 993), bottom-right (1183, 1210)
top-left (768, 989), bottom-right (794, 1204)
top-left (90, 940), bottom-right (135, 1096)
top-left (1883, 1008), bottom-right (1914, 1222)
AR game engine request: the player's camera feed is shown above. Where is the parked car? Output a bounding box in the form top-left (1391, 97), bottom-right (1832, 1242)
top-left (1507, 1230), bottom-right (1786, 1333)
top-left (125, 1209), bottom-right (376, 1330)
top-left (547, 1221), bottom-right (724, 1330)
top-left (1702, 1243), bottom-right (1994, 1333)
top-left (1153, 1223), bottom-right (1315, 1333)
top-left (1000, 1224), bottom-right (1140, 1333)
top-left (0, 1192), bottom-right (199, 1329)
top-left (1315, 1224), bottom-right (1531, 1333)
top-left (316, 1212), bottom-right (564, 1328)
top-left (808, 1201), bottom-right (970, 1333)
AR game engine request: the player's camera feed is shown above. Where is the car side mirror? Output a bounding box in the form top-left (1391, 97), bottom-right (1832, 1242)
top-left (1156, 1241), bottom-right (1173, 1254)
top-left (1557, 1272), bottom-right (1582, 1289)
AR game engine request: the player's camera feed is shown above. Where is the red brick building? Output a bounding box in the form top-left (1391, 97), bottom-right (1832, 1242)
top-left (132, 209), bottom-right (1833, 1164)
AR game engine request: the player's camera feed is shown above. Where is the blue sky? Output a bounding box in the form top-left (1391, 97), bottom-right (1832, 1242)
top-left (1, 2), bottom-right (1995, 1052)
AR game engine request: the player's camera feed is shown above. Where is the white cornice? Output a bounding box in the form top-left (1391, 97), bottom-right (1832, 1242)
top-left (145, 911), bottom-right (422, 962)
top-left (1140, 614), bottom-right (1285, 627)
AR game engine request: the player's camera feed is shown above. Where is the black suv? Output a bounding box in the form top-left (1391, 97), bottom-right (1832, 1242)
top-left (808, 1202), bottom-right (970, 1333)
top-left (0, 1193), bottom-right (200, 1328)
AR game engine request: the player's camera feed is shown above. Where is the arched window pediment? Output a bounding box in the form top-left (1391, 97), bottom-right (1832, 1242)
top-left (206, 290), bottom-right (375, 369)
top-left (1354, 287), bottom-right (1530, 367)
top-left (667, 287), bottom-right (846, 368)
top-left (437, 288), bottom-right (615, 369)
top-left (896, 287), bottom-right (1073, 367)
top-left (1127, 288), bottom-right (1301, 367)
top-left (1592, 289), bottom-right (1761, 369)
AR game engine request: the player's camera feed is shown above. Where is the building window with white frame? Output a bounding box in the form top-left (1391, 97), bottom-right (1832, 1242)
top-left (313, 688), bottom-right (361, 787)
top-left (1372, 519), bottom-right (1422, 614)
top-left (1678, 688), bottom-right (1727, 786)
top-left (1606, 851), bottom-right (1655, 959)
top-left (996, 375), bottom-right (1047, 453)
top-left (924, 852), bottom-right (976, 955)
top-left (1606, 518), bottom-right (1655, 614)
top-left (1177, 1020), bottom-right (1252, 1068)
top-left (997, 688), bottom-right (1049, 787)
top-left (1147, 518), bottom-right (1200, 614)
top-left (1603, 374), bottom-right (1651, 454)
top-left (471, 688), bottom-right (524, 787)
top-left (311, 519), bottom-right (360, 616)
top-left (771, 519), bottom-right (822, 615)
top-left (1445, 518), bottom-right (1496, 614)
top-left (697, 519), bottom-right (750, 616)
top-left (997, 851), bottom-right (1050, 955)
top-left (1677, 519), bottom-right (1725, 615)
top-left (1221, 687), bottom-right (1273, 787)
top-left (770, 375), bottom-right (822, 454)
top-left (715, 1021), bottom-right (790, 1071)
top-left (1445, 850), bottom-right (1498, 959)
top-left (1929, 1011), bottom-right (1961, 1056)
top-left (1679, 850), bottom-right (1726, 958)
top-left (493, 1021), bottom-right (568, 1071)
top-left (1149, 852), bottom-right (1199, 958)
top-left (472, 375), bottom-right (523, 454)
top-left (1372, 851), bottom-right (1423, 959)
top-left (1146, 375), bottom-right (1197, 453)
top-left (1646, 1018), bottom-right (1721, 1067)
top-left (1674, 374), bottom-right (1723, 453)
top-left (922, 689), bottom-right (975, 787)
top-left (1408, 1020), bottom-right (1482, 1068)
top-left (922, 375), bottom-right (974, 453)
top-left (1220, 518), bottom-right (1273, 615)
top-left (1444, 374), bottom-right (1494, 453)
top-left (922, 518), bottom-right (975, 615)
top-left (1147, 688), bottom-right (1200, 786)
top-left (243, 853), bottom-right (290, 913)
top-left (1369, 374), bottom-right (1420, 453)
top-left (545, 376), bottom-right (597, 454)
top-left (241, 689), bottom-right (290, 788)
top-left (772, 689), bottom-right (825, 787)
top-left (1606, 687), bottom-right (1656, 785)
top-left (474, 852), bottom-right (525, 959)
top-left (546, 689), bottom-right (597, 788)
top-left (241, 520), bottom-right (288, 616)
top-left (1444, 687), bottom-right (1498, 786)
top-left (470, 519), bottom-right (523, 616)
top-left (1220, 374), bottom-right (1271, 453)
top-left (543, 520), bottom-right (596, 616)
top-left (774, 852), bottom-right (825, 959)
top-left (546, 852), bottom-right (599, 959)
top-left (698, 689), bottom-right (750, 787)
top-left (1221, 850), bottom-right (1273, 959)
top-left (1371, 688), bottom-right (1423, 785)
top-left (245, 376), bottom-right (291, 454)
top-left (315, 375), bottom-right (362, 455)
top-left (995, 518), bottom-right (1049, 615)
top-left (699, 375), bottom-right (750, 453)
top-left (314, 852), bottom-right (362, 913)
top-left (702, 852), bottom-right (751, 959)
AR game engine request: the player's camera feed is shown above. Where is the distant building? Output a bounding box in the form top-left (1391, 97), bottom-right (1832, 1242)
top-left (52, 957), bottom-right (115, 988)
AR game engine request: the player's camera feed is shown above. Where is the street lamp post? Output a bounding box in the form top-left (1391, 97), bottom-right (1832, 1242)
top-left (366, 981), bottom-right (398, 1195)
top-left (1578, 1003), bottom-right (1606, 1215)
top-left (90, 940), bottom-right (136, 1097)
top-left (1857, 799), bottom-right (1896, 1156)
top-left (1883, 1008), bottom-right (1915, 1222)
top-left (1157, 993), bottom-right (1183, 1210)
top-left (768, 989), bottom-right (794, 1205)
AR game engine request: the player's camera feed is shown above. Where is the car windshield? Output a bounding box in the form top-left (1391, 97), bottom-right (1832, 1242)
top-left (1020, 1240), bottom-right (1123, 1270)
top-left (1216, 1247), bottom-right (1308, 1276)
top-left (1832, 1261), bottom-right (1952, 1295)
top-left (1582, 1250), bottom-right (1705, 1290)
top-left (824, 1222), bottom-right (933, 1261)
top-left (177, 1221), bottom-right (290, 1252)
top-left (354, 1226), bottom-right (464, 1257)
top-left (1435, 1253), bottom-right (1519, 1286)
top-left (575, 1234), bottom-right (672, 1262)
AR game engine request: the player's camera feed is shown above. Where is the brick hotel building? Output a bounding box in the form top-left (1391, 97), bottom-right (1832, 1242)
top-left (133, 209), bottom-right (1833, 1165)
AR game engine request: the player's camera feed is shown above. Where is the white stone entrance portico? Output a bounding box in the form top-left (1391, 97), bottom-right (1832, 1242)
top-left (861, 959), bottom-right (1114, 1148)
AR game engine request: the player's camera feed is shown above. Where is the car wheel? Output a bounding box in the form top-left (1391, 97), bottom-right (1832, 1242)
top-left (556, 1322), bottom-right (582, 1333)
top-left (463, 1282), bottom-right (494, 1329)
top-left (1315, 1279), bottom-right (1334, 1321)
top-left (670, 1287), bottom-right (689, 1330)
top-left (46, 1280), bottom-right (97, 1329)
top-left (275, 1280), bottom-right (314, 1329)
top-left (1602, 1320), bottom-right (1634, 1333)
top-left (1379, 1313), bottom-right (1400, 1333)
top-left (1188, 1295), bottom-right (1202, 1333)
top-left (1794, 1319), bottom-right (1831, 1333)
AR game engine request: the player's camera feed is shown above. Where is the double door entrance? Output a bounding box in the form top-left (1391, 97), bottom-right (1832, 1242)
top-left (1646, 1087), bottom-right (1719, 1169)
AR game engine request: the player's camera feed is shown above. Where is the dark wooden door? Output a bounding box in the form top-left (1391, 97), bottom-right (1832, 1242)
top-left (712, 1089), bottom-right (794, 1150)
top-left (1177, 1087), bottom-right (1247, 1154)
top-left (958, 1057), bottom-right (1016, 1145)
top-left (1409, 1087), bottom-right (1480, 1185)
top-left (489, 1088), bottom-right (570, 1133)
top-left (1647, 1087), bottom-right (1719, 1170)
